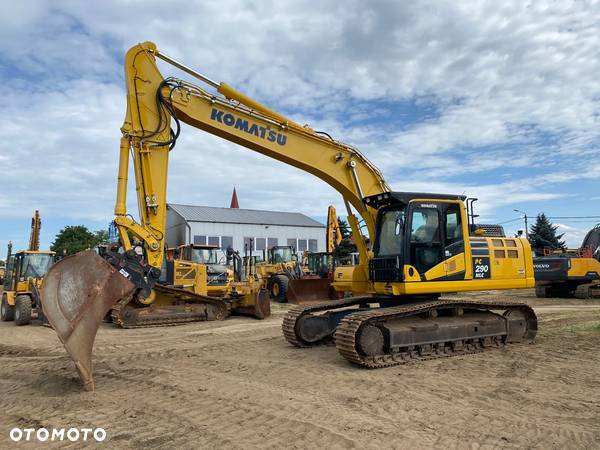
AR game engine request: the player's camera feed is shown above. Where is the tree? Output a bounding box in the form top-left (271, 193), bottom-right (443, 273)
top-left (336, 218), bottom-right (357, 259)
top-left (529, 213), bottom-right (566, 254)
top-left (95, 229), bottom-right (109, 244)
top-left (51, 225), bottom-right (107, 256)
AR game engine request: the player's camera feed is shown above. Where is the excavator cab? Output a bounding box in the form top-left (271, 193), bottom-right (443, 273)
top-left (305, 252), bottom-right (332, 278)
top-left (369, 194), bottom-right (470, 284)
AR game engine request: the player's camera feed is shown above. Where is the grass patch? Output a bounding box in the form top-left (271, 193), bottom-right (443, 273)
top-left (560, 322), bottom-right (600, 335)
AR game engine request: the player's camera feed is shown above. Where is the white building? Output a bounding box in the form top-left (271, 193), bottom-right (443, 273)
top-left (166, 203), bottom-right (326, 258)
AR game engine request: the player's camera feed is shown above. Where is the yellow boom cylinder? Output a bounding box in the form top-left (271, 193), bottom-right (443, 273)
top-left (115, 137), bottom-right (130, 216)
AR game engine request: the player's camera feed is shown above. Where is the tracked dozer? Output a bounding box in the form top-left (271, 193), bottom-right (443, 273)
top-left (42, 42), bottom-right (536, 390)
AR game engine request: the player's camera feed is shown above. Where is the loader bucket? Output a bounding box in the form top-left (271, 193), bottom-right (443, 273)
top-left (287, 278), bottom-right (332, 304)
top-left (233, 288), bottom-right (271, 319)
top-left (41, 250), bottom-right (135, 391)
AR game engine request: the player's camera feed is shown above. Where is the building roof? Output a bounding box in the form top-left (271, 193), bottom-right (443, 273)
top-left (168, 204), bottom-right (325, 228)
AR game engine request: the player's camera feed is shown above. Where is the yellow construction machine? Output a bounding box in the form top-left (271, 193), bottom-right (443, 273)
top-left (533, 224), bottom-right (600, 298)
top-left (171, 244), bottom-right (234, 297)
top-left (164, 242), bottom-right (265, 318)
top-left (41, 42), bottom-right (537, 390)
top-left (286, 205), bottom-right (344, 303)
top-left (1, 211), bottom-right (55, 326)
top-left (255, 245), bottom-right (302, 302)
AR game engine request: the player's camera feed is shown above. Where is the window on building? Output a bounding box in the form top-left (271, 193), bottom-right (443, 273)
top-left (298, 239), bottom-right (308, 251)
top-left (287, 238), bottom-right (297, 251)
top-left (267, 237), bottom-right (278, 249)
top-left (255, 237), bottom-right (266, 251)
top-left (208, 236), bottom-right (220, 246)
top-left (221, 236), bottom-right (233, 250)
top-left (243, 237), bottom-right (254, 251)
top-left (308, 239), bottom-right (318, 252)
top-left (194, 235), bottom-right (207, 245)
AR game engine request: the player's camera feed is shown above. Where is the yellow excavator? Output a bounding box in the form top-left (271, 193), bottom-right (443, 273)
top-left (41, 42), bottom-right (537, 390)
top-left (534, 224), bottom-right (600, 298)
top-left (1, 211), bottom-right (55, 326)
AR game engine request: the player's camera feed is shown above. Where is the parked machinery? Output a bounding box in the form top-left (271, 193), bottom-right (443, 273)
top-left (167, 243), bottom-right (267, 318)
top-left (286, 205), bottom-right (344, 303)
top-left (1, 212), bottom-right (55, 326)
top-left (255, 245), bottom-right (303, 302)
top-left (41, 42), bottom-right (537, 390)
top-left (533, 224), bottom-right (600, 298)
top-left (172, 244), bottom-right (233, 297)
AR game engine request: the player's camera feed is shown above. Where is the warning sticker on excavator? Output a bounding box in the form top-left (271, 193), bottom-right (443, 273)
top-left (472, 257), bottom-right (491, 279)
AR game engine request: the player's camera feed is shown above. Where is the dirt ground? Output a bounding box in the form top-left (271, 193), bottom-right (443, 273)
top-left (0, 290), bottom-right (599, 449)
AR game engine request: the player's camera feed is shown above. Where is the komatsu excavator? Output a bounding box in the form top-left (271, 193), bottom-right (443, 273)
top-left (41, 42), bottom-right (537, 390)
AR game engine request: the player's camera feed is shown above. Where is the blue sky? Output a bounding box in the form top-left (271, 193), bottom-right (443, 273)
top-left (0, 0), bottom-right (599, 254)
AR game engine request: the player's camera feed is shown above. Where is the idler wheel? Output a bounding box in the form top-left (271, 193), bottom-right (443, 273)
top-left (357, 324), bottom-right (385, 356)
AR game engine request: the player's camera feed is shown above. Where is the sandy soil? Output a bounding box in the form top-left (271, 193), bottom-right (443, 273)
top-left (0, 290), bottom-right (599, 449)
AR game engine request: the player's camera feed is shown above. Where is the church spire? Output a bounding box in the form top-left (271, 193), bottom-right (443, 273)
top-left (230, 187), bottom-right (239, 208)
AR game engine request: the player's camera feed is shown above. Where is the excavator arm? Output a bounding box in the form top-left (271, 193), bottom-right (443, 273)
top-left (41, 41), bottom-right (390, 390)
top-left (117, 42), bottom-right (389, 275)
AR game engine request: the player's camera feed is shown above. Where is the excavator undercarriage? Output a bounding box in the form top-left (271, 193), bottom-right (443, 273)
top-left (283, 296), bottom-right (537, 368)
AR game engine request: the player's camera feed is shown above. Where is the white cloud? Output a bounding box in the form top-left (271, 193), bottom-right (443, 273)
top-left (0, 0), bottom-right (598, 251)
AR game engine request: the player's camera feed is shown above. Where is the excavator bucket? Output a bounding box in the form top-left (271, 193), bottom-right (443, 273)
top-left (233, 288), bottom-right (271, 319)
top-left (287, 278), bottom-right (332, 304)
top-left (41, 250), bottom-right (134, 391)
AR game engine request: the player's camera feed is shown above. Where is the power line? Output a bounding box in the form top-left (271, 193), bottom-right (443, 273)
top-left (497, 217), bottom-right (522, 225)
top-left (547, 216), bottom-right (600, 219)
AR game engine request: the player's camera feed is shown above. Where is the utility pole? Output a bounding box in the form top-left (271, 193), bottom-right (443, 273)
top-left (513, 209), bottom-right (529, 239)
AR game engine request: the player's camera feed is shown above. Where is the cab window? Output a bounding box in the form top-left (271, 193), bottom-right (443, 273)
top-left (411, 208), bottom-right (440, 243)
top-left (409, 206), bottom-right (442, 274)
top-left (444, 204), bottom-right (464, 257)
top-left (376, 209), bottom-right (404, 256)
top-left (445, 208), bottom-right (462, 244)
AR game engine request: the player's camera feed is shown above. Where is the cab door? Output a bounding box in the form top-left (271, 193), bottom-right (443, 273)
top-left (405, 201), bottom-right (466, 281)
top-left (406, 202), bottom-right (444, 279)
top-left (3, 255), bottom-right (15, 291)
top-left (441, 203), bottom-right (466, 280)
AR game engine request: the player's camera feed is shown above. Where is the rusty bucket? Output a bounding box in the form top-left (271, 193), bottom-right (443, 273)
top-left (41, 250), bottom-right (134, 391)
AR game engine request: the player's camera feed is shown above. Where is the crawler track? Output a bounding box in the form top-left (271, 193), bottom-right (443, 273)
top-left (111, 286), bottom-right (231, 329)
top-left (282, 296), bottom-right (373, 347)
top-left (283, 297), bottom-right (537, 368)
